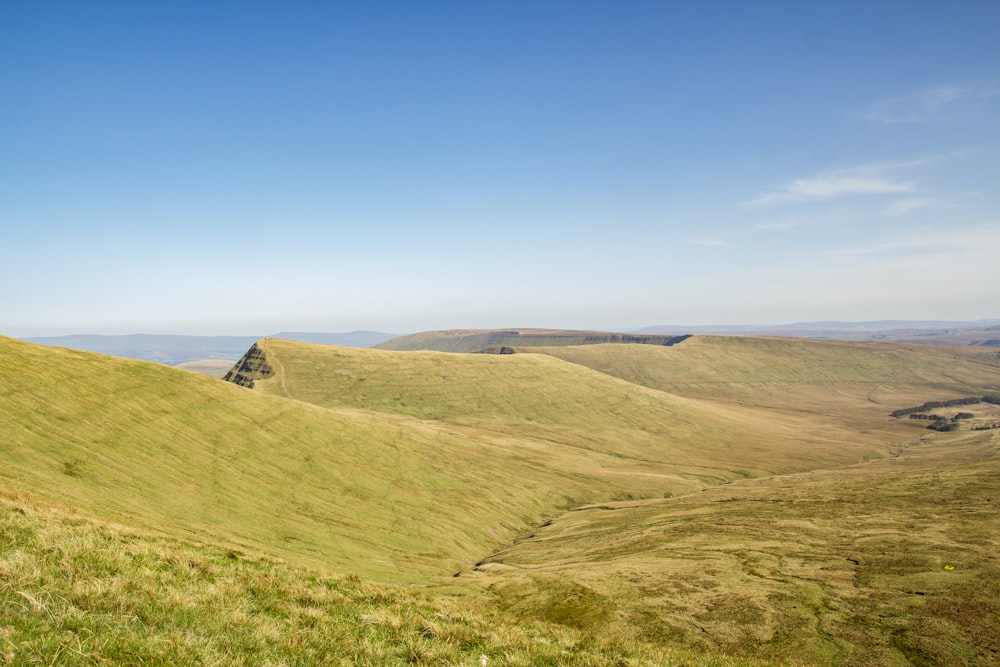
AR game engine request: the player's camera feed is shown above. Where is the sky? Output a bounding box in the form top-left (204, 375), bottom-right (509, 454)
top-left (2, 0), bottom-right (999, 336)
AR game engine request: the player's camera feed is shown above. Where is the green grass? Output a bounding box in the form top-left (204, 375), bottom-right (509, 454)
top-left (1, 493), bottom-right (765, 666)
top-left (0, 335), bottom-right (894, 585)
top-left (244, 338), bottom-right (900, 477)
top-left (526, 335), bottom-right (1000, 415)
top-left (473, 429), bottom-right (1000, 665)
top-left (3, 332), bottom-right (999, 665)
top-left (2, 335), bottom-right (672, 581)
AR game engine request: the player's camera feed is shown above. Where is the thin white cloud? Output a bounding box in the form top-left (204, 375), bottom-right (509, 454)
top-left (660, 220), bottom-right (1000, 325)
top-left (817, 220), bottom-right (1000, 261)
top-left (921, 84), bottom-right (964, 111)
top-left (884, 197), bottom-right (937, 217)
top-left (745, 161), bottom-right (919, 207)
top-left (714, 221), bottom-right (1000, 320)
top-left (753, 219), bottom-right (800, 231)
top-left (862, 81), bottom-right (996, 124)
top-left (688, 236), bottom-right (726, 246)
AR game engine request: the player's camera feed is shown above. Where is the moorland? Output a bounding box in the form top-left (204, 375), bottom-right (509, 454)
top-left (2, 331), bottom-right (998, 665)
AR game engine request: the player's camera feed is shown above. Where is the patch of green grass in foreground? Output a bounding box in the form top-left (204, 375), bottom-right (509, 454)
top-left (0, 495), bottom-right (763, 667)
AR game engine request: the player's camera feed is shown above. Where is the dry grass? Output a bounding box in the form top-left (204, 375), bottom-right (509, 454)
top-left (2, 332), bottom-right (998, 664)
top-left (473, 429), bottom-right (1000, 665)
top-left (527, 336), bottom-right (1000, 415)
top-left (2, 493), bottom-right (765, 666)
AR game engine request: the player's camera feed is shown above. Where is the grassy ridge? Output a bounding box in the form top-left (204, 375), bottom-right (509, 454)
top-left (244, 338), bottom-right (894, 479)
top-left (373, 329), bottom-right (687, 353)
top-left (474, 428), bottom-right (1000, 665)
top-left (526, 336), bottom-right (1000, 416)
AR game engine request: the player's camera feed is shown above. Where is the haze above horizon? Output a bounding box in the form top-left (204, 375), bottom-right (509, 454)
top-left (3, 1), bottom-right (999, 337)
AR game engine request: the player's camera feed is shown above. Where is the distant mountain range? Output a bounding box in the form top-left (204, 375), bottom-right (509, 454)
top-left (635, 320), bottom-right (1000, 347)
top-left (23, 331), bottom-right (396, 365)
top-left (20, 320), bottom-right (1000, 366)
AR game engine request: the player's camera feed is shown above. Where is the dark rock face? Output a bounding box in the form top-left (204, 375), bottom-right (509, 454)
top-left (222, 343), bottom-right (274, 388)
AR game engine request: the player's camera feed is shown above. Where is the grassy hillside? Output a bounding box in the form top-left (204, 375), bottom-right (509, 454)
top-left (24, 331), bottom-right (395, 365)
top-left (525, 335), bottom-right (1000, 417)
top-left (373, 328), bottom-right (688, 352)
top-left (3, 334), bottom-right (898, 585)
top-left (5, 332), bottom-right (999, 664)
top-left (236, 338), bottom-right (902, 482)
top-left (1, 493), bottom-right (760, 666)
top-left (473, 427), bottom-right (1000, 665)
top-left (2, 335), bottom-right (696, 581)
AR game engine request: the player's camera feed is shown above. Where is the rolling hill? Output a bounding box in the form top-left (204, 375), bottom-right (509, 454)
top-left (3, 334), bottom-right (664, 581)
top-left (227, 337), bottom-right (913, 480)
top-left (637, 320), bottom-right (1000, 346)
top-left (23, 330), bottom-right (395, 366)
top-left (521, 336), bottom-right (1000, 413)
top-left (474, 426), bottom-right (1000, 665)
top-left (372, 328), bottom-right (689, 352)
top-left (2, 332), bottom-right (998, 664)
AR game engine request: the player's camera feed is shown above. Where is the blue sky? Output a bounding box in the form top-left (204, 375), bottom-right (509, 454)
top-left (2, 1), bottom-right (998, 336)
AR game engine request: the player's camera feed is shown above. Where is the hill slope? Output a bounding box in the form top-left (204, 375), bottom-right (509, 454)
top-left (24, 331), bottom-right (395, 365)
top-left (372, 328), bottom-right (689, 352)
top-left (637, 319), bottom-right (1000, 346)
top-left (0, 490), bottom-right (761, 667)
top-left (4, 332), bottom-right (1000, 664)
top-left (4, 334), bottom-right (900, 583)
top-left (2, 335), bottom-right (702, 580)
top-left (230, 338), bottom-right (904, 481)
top-left (475, 427), bottom-right (1000, 665)
top-left (524, 336), bottom-right (1000, 415)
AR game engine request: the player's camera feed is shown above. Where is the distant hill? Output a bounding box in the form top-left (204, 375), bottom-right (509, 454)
top-left (523, 335), bottom-right (1000, 417)
top-left (174, 358), bottom-right (236, 378)
top-left (636, 319), bottom-right (1000, 346)
top-left (22, 330), bottom-right (395, 365)
top-left (373, 328), bottom-right (690, 352)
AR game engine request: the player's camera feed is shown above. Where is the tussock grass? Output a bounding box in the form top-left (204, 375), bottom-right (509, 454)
top-left (0, 495), bottom-right (760, 666)
top-left (474, 430), bottom-right (1000, 665)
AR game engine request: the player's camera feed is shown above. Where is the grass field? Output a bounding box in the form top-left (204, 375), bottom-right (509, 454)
top-left (2, 492), bottom-right (766, 666)
top-left (2, 332), bottom-right (998, 664)
top-left (472, 428), bottom-right (1000, 665)
top-left (525, 336), bottom-right (1000, 415)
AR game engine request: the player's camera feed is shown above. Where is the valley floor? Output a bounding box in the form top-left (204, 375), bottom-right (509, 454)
top-left (467, 428), bottom-right (1000, 666)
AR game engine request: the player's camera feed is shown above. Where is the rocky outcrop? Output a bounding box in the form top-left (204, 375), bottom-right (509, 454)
top-left (222, 343), bottom-right (274, 388)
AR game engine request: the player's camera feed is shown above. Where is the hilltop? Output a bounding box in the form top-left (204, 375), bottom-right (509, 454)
top-left (373, 328), bottom-right (689, 352)
top-left (637, 319), bottom-right (1000, 346)
top-left (373, 321), bottom-right (1000, 353)
top-left (23, 330), bottom-right (395, 366)
top-left (521, 336), bottom-right (1000, 413)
